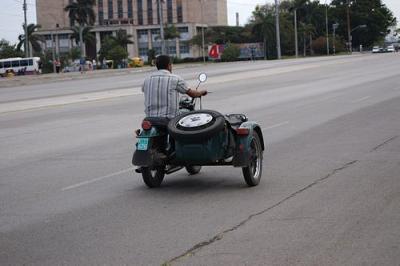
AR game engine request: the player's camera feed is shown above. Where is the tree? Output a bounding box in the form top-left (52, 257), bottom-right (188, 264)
top-left (110, 29), bottom-right (133, 51)
top-left (0, 39), bottom-right (23, 59)
top-left (164, 25), bottom-right (180, 40)
top-left (64, 0), bottom-right (96, 58)
top-left (221, 44), bottom-right (240, 62)
top-left (98, 36), bottom-right (128, 68)
top-left (17, 23), bottom-right (44, 56)
top-left (108, 45), bottom-right (128, 67)
top-left (330, 0), bottom-right (396, 48)
top-left (249, 4), bottom-right (276, 59)
top-left (70, 26), bottom-right (95, 46)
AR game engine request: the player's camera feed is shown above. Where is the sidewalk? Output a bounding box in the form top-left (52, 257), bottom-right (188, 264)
top-left (0, 62), bottom-right (203, 88)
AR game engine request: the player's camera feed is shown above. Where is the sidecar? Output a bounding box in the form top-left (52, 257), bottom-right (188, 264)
top-left (168, 110), bottom-right (265, 186)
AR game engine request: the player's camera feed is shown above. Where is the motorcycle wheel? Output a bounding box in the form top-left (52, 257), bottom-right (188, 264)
top-left (242, 132), bottom-right (263, 186)
top-left (185, 165), bottom-right (202, 175)
top-left (141, 166), bottom-right (165, 188)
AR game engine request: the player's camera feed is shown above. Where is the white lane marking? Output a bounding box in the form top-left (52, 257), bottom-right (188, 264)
top-left (61, 167), bottom-right (135, 191)
top-left (264, 121), bottom-right (290, 130)
top-left (351, 96), bottom-right (371, 104)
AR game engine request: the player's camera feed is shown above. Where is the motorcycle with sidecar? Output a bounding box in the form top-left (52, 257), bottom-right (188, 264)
top-left (132, 73), bottom-right (265, 188)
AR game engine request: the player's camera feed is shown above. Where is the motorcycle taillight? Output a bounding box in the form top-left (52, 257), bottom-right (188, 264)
top-left (142, 120), bottom-right (152, 130)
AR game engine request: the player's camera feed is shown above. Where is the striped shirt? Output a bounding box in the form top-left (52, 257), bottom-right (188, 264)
top-left (142, 70), bottom-right (189, 118)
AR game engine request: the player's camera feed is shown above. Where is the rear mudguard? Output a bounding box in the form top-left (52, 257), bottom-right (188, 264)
top-left (132, 127), bottom-right (167, 167)
top-left (232, 121), bottom-right (265, 167)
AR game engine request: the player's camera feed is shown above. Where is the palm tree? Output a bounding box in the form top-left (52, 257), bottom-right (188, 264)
top-left (299, 22), bottom-right (315, 56)
top-left (17, 23), bottom-right (44, 56)
top-left (164, 25), bottom-right (180, 40)
top-left (70, 26), bottom-right (95, 45)
top-left (64, 0), bottom-right (96, 58)
top-left (250, 5), bottom-right (275, 59)
top-left (110, 29), bottom-right (133, 51)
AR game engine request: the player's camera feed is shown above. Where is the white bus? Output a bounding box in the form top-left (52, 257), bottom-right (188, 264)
top-left (0, 57), bottom-right (41, 76)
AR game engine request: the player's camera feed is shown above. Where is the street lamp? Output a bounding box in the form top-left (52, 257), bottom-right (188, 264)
top-left (332, 23), bottom-right (339, 55)
top-left (275, 0), bottom-right (281, 59)
top-left (157, 0), bottom-right (166, 54)
top-left (51, 23), bottom-right (59, 73)
top-left (294, 8), bottom-right (298, 58)
top-left (325, 0), bottom-right (329, 55)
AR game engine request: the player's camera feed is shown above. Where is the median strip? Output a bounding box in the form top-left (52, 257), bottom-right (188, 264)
top-left (0, 87), bottom-right (142, 114)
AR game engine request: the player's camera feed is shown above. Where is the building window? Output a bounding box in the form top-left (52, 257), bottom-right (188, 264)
top-left (69, 0), bottom-right (74, 26)
top-left (137, 0), bottom-right (143, 25)
top-left (108, 0), bottom-right (113, 19)
top-left (167, 45), bottom-right (176, 55)
top-left (139, 47), bottom-right (148, 56)
top-left (117, 0), bottom-right (123, 18)
top-left (127, 0), bottom-right (133, 18)
top-left (98, 0), bottom-right (104, 24)
top-left (180, 42), bottom-right (189, 54)
top-left (151, 28), bottom-right (160, 35)
top-left (167, 0), bottom-right (173, 23)
top-left (99, 11), bottom-right (104, 24)
top-left (177, 0), bottom-right (183, 23)
top-left (157, 0), bottom-right (160, 24)
top-left (177, 27), bottom-right (188, 33)
top-left (147, 0), bottom-right (153, 25)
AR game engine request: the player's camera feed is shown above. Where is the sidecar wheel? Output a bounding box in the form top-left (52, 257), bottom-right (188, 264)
top-left (141, 166), bottom-right (165, 188)
top-left (242, 132), bottom-right (263, 187)
top-left (185, 165), bottom-right (202, 175)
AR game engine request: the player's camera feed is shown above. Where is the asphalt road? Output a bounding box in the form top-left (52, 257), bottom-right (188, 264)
top-left (1, 54), bottom-right (400, 265)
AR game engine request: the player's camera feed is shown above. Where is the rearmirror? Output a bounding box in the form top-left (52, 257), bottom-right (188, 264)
top-left (198, 73), bottom-right (207, 83)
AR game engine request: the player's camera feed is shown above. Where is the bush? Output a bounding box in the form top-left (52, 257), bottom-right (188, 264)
top-left (69, 47), bottom-right (81, 61)
top-left (312, 36), bottom-right (346, 55)
top-left (147, 49), bottom-right (156, 65)
top-left (221, 44), bottom-right (240, 62)
top-left (108, 45), bottom-right (128, 68)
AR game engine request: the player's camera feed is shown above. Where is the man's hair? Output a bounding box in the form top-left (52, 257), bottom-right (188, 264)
top-left (156, 55), bottom-right (171, 70)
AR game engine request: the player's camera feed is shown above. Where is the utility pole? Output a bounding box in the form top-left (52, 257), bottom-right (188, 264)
top-left (157, 0), bottom-right (166, 54)
top-left (346, 0), bottom-right (351, 53)
top-left (325, 2), bottom-right (329, 55)
top-left (23, 0), bottom-right (29, 57)
top-left (274, 0), bottom-right (281, 59)
top-left (294, 8), bottom-right (298, 58)
top-left (200, 0), bottom-right (205, 63)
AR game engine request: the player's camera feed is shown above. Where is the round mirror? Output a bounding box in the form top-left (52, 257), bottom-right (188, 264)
top-left (198, 73), bottom-right (207, 83)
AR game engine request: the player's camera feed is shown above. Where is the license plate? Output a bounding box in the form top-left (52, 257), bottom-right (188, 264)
top-left (137, 138), bottom-right (149, 151)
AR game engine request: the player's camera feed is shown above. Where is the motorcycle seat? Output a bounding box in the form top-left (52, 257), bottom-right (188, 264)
top-left (225, 114), bottom-right (248, 127)
top-left (144, 117), bottom-right (170, 129)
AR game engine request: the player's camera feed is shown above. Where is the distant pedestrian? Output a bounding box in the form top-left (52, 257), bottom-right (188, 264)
top-left (80, 57), bottom-right (86, 74)
top-left (92, 59), bottom-right (97, 70)
top-left (55, 59), bottom-right (61, 74)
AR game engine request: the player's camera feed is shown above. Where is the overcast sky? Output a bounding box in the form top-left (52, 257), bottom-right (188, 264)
top-left (1, 0), bottom-right (399, 44)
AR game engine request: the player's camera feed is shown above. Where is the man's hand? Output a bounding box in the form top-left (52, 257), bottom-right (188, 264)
top-left (187, 89), bottom-right (208, 98)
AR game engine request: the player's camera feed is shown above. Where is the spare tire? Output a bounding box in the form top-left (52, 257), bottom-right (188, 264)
top-left (168, 110), bottom-right (225, 141)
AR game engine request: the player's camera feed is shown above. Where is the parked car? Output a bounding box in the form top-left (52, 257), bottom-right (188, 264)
top-left (387, 45), bottom-right (395, 52)
top-left (372, 46), bottom-right (381, 53)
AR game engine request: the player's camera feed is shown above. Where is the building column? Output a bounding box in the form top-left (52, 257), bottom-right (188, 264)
top-left (148, 30), bottom-right (152, 49)
top-left (127, 27), bottom-right (135, 57)
top-left (96, 31), bottom-right (101, 56)
top-left (55, 34), bottom-right (60, 55)
top-left (176, 38), bottom-right (180, 58)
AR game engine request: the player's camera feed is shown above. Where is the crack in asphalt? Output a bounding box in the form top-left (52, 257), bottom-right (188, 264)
top-left (162, 160), bottom-right (359, 266)
top-left (370, 136), bottom-right (398, 152)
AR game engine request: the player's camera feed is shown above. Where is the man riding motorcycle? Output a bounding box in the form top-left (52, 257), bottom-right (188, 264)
top-left (142, 55), bottom-right (207, 119)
